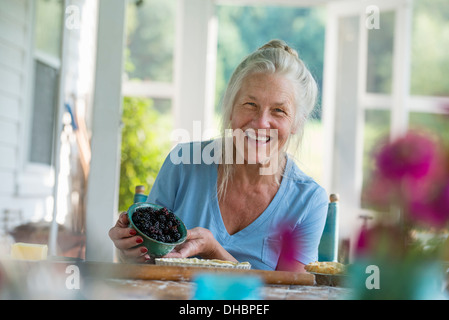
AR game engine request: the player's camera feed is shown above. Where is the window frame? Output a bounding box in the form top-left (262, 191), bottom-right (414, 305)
top-left (21, 0), bottom-right (65, 189)
top-left (121, 1), bottom-right (177, 107)
top-left (323, 0), bottom-right (449, 239)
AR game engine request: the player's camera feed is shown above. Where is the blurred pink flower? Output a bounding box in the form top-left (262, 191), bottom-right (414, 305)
top-left (441, 102), bottom-right (449, 115)
top-left (409, 181), bottom-right (449, 228)
top-left (376, 132), bottom-right (437, 181)
top-left (355, 224), bottom-right (369, 257)
top-left (276, 224), bottom-right (298, 271)
top-left (368, 131), bottom-right (449, 229)
top-left (362, 173), bottom-right (397, 210)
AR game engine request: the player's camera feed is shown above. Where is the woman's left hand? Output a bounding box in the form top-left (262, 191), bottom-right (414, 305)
top-left (164, 227), bottom-right (237, 262)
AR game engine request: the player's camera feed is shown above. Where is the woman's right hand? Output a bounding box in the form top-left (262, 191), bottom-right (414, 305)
top-left (108, 212), bottom-right (150, 263)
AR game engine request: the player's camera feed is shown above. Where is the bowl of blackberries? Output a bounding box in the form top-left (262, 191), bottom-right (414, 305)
top-left (127, 202), bottom-right (187, 257)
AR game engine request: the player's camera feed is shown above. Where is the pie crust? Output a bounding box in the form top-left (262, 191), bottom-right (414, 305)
top-left (155, 257), bottom-right (251, 269)
top-left (305, 261), bottom-right (346, 275)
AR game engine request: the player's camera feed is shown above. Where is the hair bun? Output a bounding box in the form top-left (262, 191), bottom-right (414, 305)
top-left (258, 39), bottom-right (299, 59)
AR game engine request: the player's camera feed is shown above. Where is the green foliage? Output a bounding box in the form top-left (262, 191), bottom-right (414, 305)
top-left (120, 1), bottom-right (175, 211)
top-left (411, 0), bottom-right (449, 96)
top-left (35, 0), bottom-right (63, 57)
top-left (409, 112), bottom-right (449, 149)
top-left (119, 97), bottom-right (172, 212)
top-left (125, 0), bottom-right (175, 81)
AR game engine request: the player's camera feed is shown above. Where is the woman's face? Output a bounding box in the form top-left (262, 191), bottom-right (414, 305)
top-left (230, 73), bottom-right (297, 166)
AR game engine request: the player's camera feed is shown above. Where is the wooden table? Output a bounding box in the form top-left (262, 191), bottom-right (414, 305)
top-left (0, 260), bottom-right (351, 300)
top-left (104, 278), bottom-right (351, 300)
top-left (85, 261), bottom-right (350, 299)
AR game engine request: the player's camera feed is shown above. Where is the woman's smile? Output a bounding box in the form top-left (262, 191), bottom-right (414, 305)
top-left (245, 129), bottom-right (271, 144)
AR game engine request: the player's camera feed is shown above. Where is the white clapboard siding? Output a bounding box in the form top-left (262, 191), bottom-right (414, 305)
top-left (0, 145), bottom-right (17, 171)
top-left (0, 172), bottom-right (15, 196)
top-left (0, 94), bottom-right (20, 122)
top-left (0, 0), bottom-right (29, 198)
top-left (0, 196), bottom-right (48, 233)
top-left (0, 68), bottom-right (22, 98)
top-left (0, 121), bottom-right (19, 146)
top-left (0, 0), bottom-right (37, 226)
top-left (0, 41), bottom-right (25, 73)
top-left (0, 6), bottom-right (28, 50)
top-left (0, 0), bottom-right (28, 24)
top-left (1, 0), bottom-right (99, 229)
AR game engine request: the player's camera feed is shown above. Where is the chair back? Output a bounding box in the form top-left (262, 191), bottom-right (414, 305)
top-left (318, 194), bottom-right (339, 262)
top-left (134, 185), bottom-right (148, 203)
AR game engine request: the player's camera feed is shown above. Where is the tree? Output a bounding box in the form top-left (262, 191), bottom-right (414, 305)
top-left (125, 0), bottom-right (175, 82)
top-left (119, 97), bottom-right (172, 211)
top-left (411, 0), bottom-right (449, 96)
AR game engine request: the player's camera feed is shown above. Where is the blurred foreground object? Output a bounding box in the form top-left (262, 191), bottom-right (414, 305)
top-left (353, 129), bottom-right (449, 299)
top-left (133, 185), bottom-right (148, 203)
top-left (319, 194), bottom-right (339, 262)
top-left (364, 131), bottom-right (449, 229)
top-left (193, 273), bottom-right (262, 300)
top-left (10, 243), bottom-right (48, 261)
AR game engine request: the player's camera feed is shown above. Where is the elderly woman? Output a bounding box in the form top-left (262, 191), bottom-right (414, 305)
top-left (109, 40), bottom-right (328, 272)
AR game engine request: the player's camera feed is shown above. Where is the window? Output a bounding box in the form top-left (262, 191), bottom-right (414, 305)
top-left (366, 11), bottom-right (395, 94)
top-left (28, 0), bottom-right (63, 166)
top-left (123, 0), bottom-right (176, 116)
top-left (124, 0), bottom-right (176, 105)
top-left (29, 60), bottom-right (59, 165)
top-left (34, 0), bottom-right (63, 58)
top-left (360, 9), bottom-right (397, 208)
top-left (410, 0), bottom-right (449, 97)
top-left (357, 0), bottom-right (449, 209)
top-left (119, 0), bottom-right (177, 210)
top-left (125, 0), bottom-right (176, 83)
top-left (361, 109), bottom-right (390, 209)
top-left (409, 112), bottom-right (449, 148)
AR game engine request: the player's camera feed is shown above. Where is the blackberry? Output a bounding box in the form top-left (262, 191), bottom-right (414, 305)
top-left (132, 206), bottom-right (182, 243)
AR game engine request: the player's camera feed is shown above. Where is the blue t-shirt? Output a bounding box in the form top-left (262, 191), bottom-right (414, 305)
top-left (147, 141), bottom-right (328, 270)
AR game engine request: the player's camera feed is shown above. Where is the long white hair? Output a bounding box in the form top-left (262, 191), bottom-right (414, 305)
top-left (217, 39), bottom-right (318, 200)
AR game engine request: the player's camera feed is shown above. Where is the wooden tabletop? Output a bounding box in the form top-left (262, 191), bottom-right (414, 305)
top-left (0, 259), bottom-right (351, 300)
top-left (84, 261), bottom-right (351, 300)
top-left (104, 278), bottom-right (351, 300)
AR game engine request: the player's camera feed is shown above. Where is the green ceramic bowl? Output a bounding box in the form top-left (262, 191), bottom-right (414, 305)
top-left (127, 202), bottom-right (187, 257)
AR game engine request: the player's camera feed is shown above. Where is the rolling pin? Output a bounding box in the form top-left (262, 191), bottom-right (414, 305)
top-left (83, 262), bottom-right (315, 286)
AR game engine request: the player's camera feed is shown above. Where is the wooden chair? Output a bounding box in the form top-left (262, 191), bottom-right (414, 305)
top-left (318, 194), bottom-right (339, 262)
top-left (133, 185), bottom-right (148, 203)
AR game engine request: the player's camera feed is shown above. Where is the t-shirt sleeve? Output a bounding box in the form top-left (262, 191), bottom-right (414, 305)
top-left (146, 148), bottom-right (182, 211)
top-left (293, 186), bottom-right (329, 265)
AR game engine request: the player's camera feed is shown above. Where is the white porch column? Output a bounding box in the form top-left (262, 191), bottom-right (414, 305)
top-left (322, 2), bottom-right (364, 243)
top-left (85, 0), bottom-right (126, 262)
top-left (390, 0), bottom-right (413, 140)
top-left (173, 0), bottom-right (217, 140)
